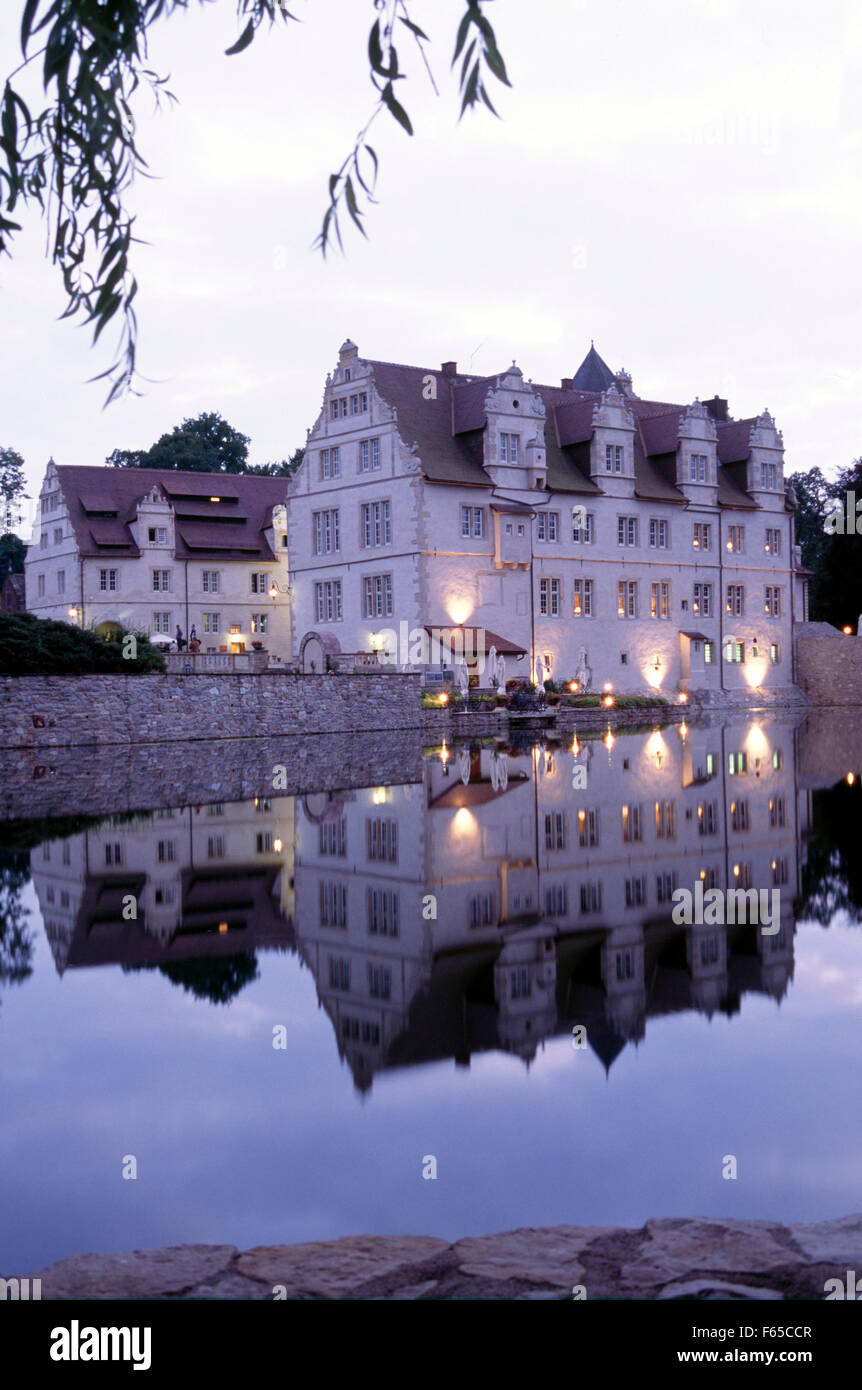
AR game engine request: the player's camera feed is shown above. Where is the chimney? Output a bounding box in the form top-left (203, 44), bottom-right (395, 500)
top-left (704, 395), bottom-right (729, 422)
top-left (441, 361), bottom-right (457, 377)
top-left (561, 378), bottom-right (573, 390)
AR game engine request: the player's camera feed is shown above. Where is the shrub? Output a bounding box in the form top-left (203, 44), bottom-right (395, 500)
top-left (0, 613), bottom-right (167, 676)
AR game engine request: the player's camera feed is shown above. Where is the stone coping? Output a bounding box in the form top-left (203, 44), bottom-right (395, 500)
top-left (12, 1214), bottom-right (862, 1300)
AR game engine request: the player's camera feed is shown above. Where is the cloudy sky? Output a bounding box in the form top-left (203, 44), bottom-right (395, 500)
top-left (2, 0), bottom-right (860, 516)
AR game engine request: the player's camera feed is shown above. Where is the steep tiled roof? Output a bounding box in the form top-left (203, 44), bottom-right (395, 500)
top-left (56, 466), bottom-right (288, 561)
top-left (571, 344), bottom-right (616, 393)
top-left (368, 361), bottom-right (492, 487)
top-left (717, 419), bottom-right (755, 464)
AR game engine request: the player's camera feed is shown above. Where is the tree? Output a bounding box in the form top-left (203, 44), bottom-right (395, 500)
top-left (0, 446), bottom-right (27, 530)
top-left (0, 852), bottom-right (35, 1010)
top-left (244, 447), bottom-right (304, 477)
top-left (108, 411), bottom-right (250, 473)
top-left (0, 2), bottom-right (510, 401)
top-left (816, 457), bottom-right (862, 630)
top-left (787, 466), bottom-right (840, 621)
top-left (0, 532), bottom-right (26, 588)
top-left (154, 951), bottom-right (260, 1005)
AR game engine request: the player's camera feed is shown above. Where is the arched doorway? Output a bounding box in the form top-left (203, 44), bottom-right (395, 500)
top-left (298, 630), bottom-right (341, 674)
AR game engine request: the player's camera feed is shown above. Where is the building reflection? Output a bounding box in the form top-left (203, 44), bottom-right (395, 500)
top-left (29, 714), bottom-right (809, 1091)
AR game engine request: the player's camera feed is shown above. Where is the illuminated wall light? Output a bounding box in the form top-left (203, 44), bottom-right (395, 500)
top-left (843, 626), bottom-right (853, 635)
top-left (273, 838), bottom-right (283, 853)
top-left (218, 921), bottom-right (229, 933)
top-left (452, 807), bottom-right (476, 835)
top-left (603, 682), bottom-right (614, 692)
top-left (699, 869), bottom-right (706, 879)
top-left (447, 597), bottom-right (473, 625)
top-left (602, 695), bottom-right (614, 708)
top-left (371, 788), bottom-right (387, 805)
top-left (733, 865), bottom-right (740, 877)
top-left (847, 772), bottom-right (855, 786)
top-left (439, 692), bottom-right (448, 705)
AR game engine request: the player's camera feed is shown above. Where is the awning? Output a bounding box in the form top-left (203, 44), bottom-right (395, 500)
top-left (424, 625), bottom-right (527, 658)
top-left (680, 630), bottom-right (709, 641)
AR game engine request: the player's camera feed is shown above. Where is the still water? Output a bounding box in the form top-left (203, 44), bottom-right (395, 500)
top-left (1, 712), bottom-right (861, 1273)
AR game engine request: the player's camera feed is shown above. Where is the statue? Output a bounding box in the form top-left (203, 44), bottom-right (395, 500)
top-left (487, 645), bottom-right (498, 689)
top-left (575, 646), bottom-right (591, 692)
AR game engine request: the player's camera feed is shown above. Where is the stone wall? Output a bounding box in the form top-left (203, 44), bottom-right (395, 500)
top-left (0, 672), bottom-right (426, 749)
top-left (796, 625), bottom-right (862, 706)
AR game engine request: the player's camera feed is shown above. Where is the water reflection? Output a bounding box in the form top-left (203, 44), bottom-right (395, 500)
top-left (21, 715), bottom-right (811, 1092)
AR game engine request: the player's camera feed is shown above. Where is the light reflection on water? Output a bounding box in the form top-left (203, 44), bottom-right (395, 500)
top-left (1, 713), bottom-right (861, 1273)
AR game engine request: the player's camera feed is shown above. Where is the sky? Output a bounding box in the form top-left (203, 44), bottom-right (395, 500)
top-left (1, 0), bottom-right (861, 520)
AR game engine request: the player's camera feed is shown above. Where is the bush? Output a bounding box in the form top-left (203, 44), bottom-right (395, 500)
top-left (0, 613), bottom-right (166, 676)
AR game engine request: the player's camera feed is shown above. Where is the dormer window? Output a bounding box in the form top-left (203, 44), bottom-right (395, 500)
top-left (605, 444), bottom-right (623, 473)
top-left (500, 433), bottom-right (519, 463)
top-left (690, 453), bottom-right (708, 482)
top-left (760, 462), bottom-right (777, 489)
top-left (148, 527), bottom-right (167, 544)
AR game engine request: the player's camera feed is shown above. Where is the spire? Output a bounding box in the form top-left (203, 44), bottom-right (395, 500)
top-left (572, 343), bottom-right (616, 393)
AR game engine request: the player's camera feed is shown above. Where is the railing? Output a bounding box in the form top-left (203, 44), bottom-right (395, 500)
top-left (165, 651), bottom-right (271, 674)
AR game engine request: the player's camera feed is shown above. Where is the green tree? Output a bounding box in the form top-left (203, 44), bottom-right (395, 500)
top-left (108, 411), bottom-right (250, 474)
top-left (0, 533), bottom-right (26, 587)
top-left (787, 466), bottom-right (840, 620)
top-left (0, 2), bottom-right (510, 401)
top-left (155, 951), bottom-right (260, 1005)
top-left (244, 447), bottom-right (304, 477)
top-left (816, 458), bottom-right (862, 630)
top-left (0, 852), bottom-right (35, 1009)
top-left (0, 446), bottom-right (28, 529)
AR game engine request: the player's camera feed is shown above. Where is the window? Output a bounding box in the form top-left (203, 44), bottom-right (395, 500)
top-left (537, 511), bottom-right (559, 542)
top-left (320, 819), bottom-right (347, 856)
top-left (617, 516), bottom-right (638, 546)
top-left (205, 804), bottom-right (222, 816)
top-left (727, 525), bottom-right (745, 553)
top-left (704, 640), bottom-right (715, 664)
top-left (730, 799), bottom-right (749, 832)
top-left (769, 796), bottom-right (786, 828)
top-left (40, 532), bottom-right (48, 550)
top-left (650, 582), bottom-right (670, 619)
top-left (625, 877), bottom-right (646, 907)
top-left (207, 834), bottom-right (225, 858)
top-left (250, 613), bottom-right (269, 634)
top-left (328, 956), bottom-right (350, 990)
top-left (573, 511), bottom-right (594, 543)
top-left (152, 569), bottom-right (171, 592)
top-left (460, 506), bottom-right (484, 538)
top-left (53, 527), bottom-right (63, 545)
top-left (580, 881), bottom-right (601, 913)
top-left (369, 965), bottom-right (392, 1000)
top-left (656, 871), bottom-right (678, 903)
top-left (256, 831), bottom-right (273, 852)
top-left (105, 842), bottom-right (122, 865)
top-left (313, 509), bottom-right (341, 555)
top-left (765, 586), bottom-right (781, 617)
top-left (700, 936), bottom-right (719, 966)
top-left (692, 583), bottom-right (712, 618)
top-left (250, 572), bottom-right (269, 594)
top-left (500, 433), bottom-right (519, 462)
top-left (57, 570), bottom-right (65, 594)
top-left (617, 580), bottom-right (638, 618)
top-left (578, 808), bottom-right (599, 848)
top-left (360, 437), bottom-right (381, 471)
top-left (655, 800), bottom-right (676, 839)
top-left (733, 863), bottom-right (753, 890)
top-left (99, 569), bottom-right (118, 592)
top-left (157, 839), bottom-right (176, 863)
top-left (573, 578), bottom-right (593, 617)
top-left (765, 527), bottom-right (782, 556)
top-left (616, 949), bottom-right (635, 979)
top-left (689, 453), bottom-right (708, 482)
top-left (621, 804), bottom-right (642, 843)
top-left (362, 501), bottom-right (391, 547)
top-left (368, 888), bottom-right (399, 936)
top-left (320, 882), bottom-right (348, 928)
top-left (148, 526), bottom-right (167, 544)
top-left (202, 570), bottom-right (220, 593)
top-left (770, 641), bottom-right (781, 664)
top-left (350, 392), bottom-right (368, 415)
top-left (37, 573), bottom-right (45, 597)
top-left (321, 447), bottom-right (341, 479)
top-left (363, 573), bottom-right (393, 618)
top-left (728, 751), bottom-right (748, 775)
top-left (648, 519), bottom-right (669, 548)
top-left (605, 443), bottom-right (624, 472)
top-left (315, 579), bottom-right (342, 623)
top-left (501, 964), bottom-right (530, 1003)
top-left (724, 638), bottom-right (744, 663)
top-left (697, 801), bottom-right (718, 835)
top-left (545, 884), bottom-right (567, 917)
top-left (329, 398), bottom-right (348, 420)
top-left (544, 811), bottom-right (567, 850)
top-left (202, 612), bottom-right (221, 634)
top-left (693, 521), bottom-right (711, 550)
top-left (469, 894), bottom-right (493, 928)
top-left (539, 578), bottom-right (561, 616)
top-left (772, 857), bottom-right (789, 886)
top-left (367, 817), bottom-right (397, 862)
top-left (153, 612), bottom-right (171, 634)
top-left (760, 462), bottom-right (777, 489)
top-left (726, 585), bottom-right (745, 617)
